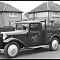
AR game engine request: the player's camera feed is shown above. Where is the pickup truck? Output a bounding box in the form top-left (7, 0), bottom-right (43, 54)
top-left (0, 19), bottom-right (60, 58)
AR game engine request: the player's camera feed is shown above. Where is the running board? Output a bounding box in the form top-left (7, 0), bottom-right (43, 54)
top-left (29, 45), bottom-right (49, 49)
top-left (0, 45), bottom-right (49, 53)
top-left (19, 45), bottom-right (49, 52)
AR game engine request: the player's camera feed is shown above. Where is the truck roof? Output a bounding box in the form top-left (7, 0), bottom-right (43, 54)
top-left (16, 20), bottom-right (41, 24)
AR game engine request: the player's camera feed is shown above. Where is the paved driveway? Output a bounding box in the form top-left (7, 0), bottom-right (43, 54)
top-left (0, 45), bottom-right (60, 59)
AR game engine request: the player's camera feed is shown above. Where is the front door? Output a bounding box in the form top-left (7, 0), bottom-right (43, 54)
top-left (29, 23), bottom-right (42, 46)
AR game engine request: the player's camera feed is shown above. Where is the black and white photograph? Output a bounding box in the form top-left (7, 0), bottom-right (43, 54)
top-left (0, 0), bottom-right (60, 59)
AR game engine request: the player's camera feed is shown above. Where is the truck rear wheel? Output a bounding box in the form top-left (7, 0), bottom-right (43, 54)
top-left (4, 42), bottom-right (19, 58)
top-left (49, 38), bottom-right (59, 51)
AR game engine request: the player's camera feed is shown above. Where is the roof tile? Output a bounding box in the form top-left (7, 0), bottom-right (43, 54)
top-left (28, 2), bottom-right (60, 13)
top-left (0, 2), bottom-right (23, 12)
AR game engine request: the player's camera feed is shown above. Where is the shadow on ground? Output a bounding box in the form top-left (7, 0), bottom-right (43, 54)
top-left (17, 47), bottom-right (50, 57)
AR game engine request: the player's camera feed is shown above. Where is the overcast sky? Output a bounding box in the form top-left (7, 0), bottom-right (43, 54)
top-left (0, 1), bottom-right (60, 16)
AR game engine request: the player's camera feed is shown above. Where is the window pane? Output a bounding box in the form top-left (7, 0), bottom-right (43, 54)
top-left (29, 14), bottom-right (34, 18)
top-left (30, 24), bottom-right (39, 31)
top-left (52, 12), bottom-right (60, 17)
top-left (35, 12), bottom-right (48, 18)
top-left (9, 13), bottom-right (18, 17)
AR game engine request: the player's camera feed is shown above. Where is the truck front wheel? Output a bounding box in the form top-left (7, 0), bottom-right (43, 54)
top-left (4, 42), bottom-right (19, 58)
top-left (49, 38), bottom-right (59, 51)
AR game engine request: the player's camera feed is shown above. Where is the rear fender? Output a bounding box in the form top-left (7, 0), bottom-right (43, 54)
top-left (50, 34), bottom-right (59, 42)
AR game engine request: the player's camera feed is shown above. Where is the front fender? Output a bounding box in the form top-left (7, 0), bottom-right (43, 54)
top-left (3, 37), bottom-right (27, 47)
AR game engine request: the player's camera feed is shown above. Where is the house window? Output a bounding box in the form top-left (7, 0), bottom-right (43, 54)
top-left (35, 14), bottom-right (38, 18)
top-left (9, 13), bottom-right (18, 17)
top-left (29, 14), bottom-right (34, 18)
top-left (8, 21), bottom-right (14, 26)
top-left (52, 12), bottom-right (60, 17)
top-left (8, 21), bottom-right (11, 26)
top-left (49, 20), bottom-right (54, 26)
top-left (35, 12), bottom-right (48, 18)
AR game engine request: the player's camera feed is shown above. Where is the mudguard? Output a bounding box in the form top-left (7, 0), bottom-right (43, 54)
top-left (50, 34), bottom-right (59, 41)
top-left (3, 37), bottom-right (27, 47)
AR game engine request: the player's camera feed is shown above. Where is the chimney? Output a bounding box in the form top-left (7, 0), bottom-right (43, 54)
top-left (47, 1), bottom-right (53, 24)
top-left (47, 1), bottom-right (53, 10)
top-left (48, 1), bottom-right (53, 3)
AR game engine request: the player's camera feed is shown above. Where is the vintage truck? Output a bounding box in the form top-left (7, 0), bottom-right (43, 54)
top-left (0, 19), bottom-right (60, 58)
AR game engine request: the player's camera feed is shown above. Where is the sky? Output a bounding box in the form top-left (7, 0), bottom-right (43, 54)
top-left (0, 1), bottom-right (60, 16)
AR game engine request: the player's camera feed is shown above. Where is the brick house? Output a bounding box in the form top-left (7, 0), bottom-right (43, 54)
top-left (25, 1), bottom-right (60, 25)
top-left (0, 2), bottom-right (23, 28)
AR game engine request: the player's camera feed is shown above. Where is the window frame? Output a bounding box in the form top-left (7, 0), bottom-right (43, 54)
top-left (52, 12), bottom-right (60, 17)
top-left (30, 23), bottom-right (39, 31)
top-left (9, 12), bottom-right (18, 17)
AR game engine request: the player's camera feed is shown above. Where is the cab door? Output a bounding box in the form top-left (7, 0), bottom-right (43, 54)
top-left (29, 23), bottom-right (42, 46)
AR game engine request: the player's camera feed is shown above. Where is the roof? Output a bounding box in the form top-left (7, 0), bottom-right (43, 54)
top-left (16, 20), bottom-right (41, 24)
top-left (0, 2), bottom-right (23, 13)
top-left (28, 2), bottom-right (60, 13)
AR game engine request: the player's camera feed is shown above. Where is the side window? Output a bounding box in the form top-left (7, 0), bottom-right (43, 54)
top-left (16, 23), bottom-right (23, 30)
top-left (16, 23), bottom-right (27, 30)
top-left (30, 23), bottom-right (39, 31)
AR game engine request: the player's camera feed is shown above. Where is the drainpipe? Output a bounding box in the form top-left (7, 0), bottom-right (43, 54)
top-left (48, 11), bottom-right (49, 24)
top-left (47, 1), bottom-right (49, 24)
top-left (21, 13), bottom-right (22, 21)
top-left (33, 13), bottom-right (35, 21)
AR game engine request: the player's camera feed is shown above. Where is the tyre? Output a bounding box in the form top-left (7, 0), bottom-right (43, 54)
top-left (4, 42), bottom-right (19, 58)
top-left (49, 38), bottom-right (59, 51)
